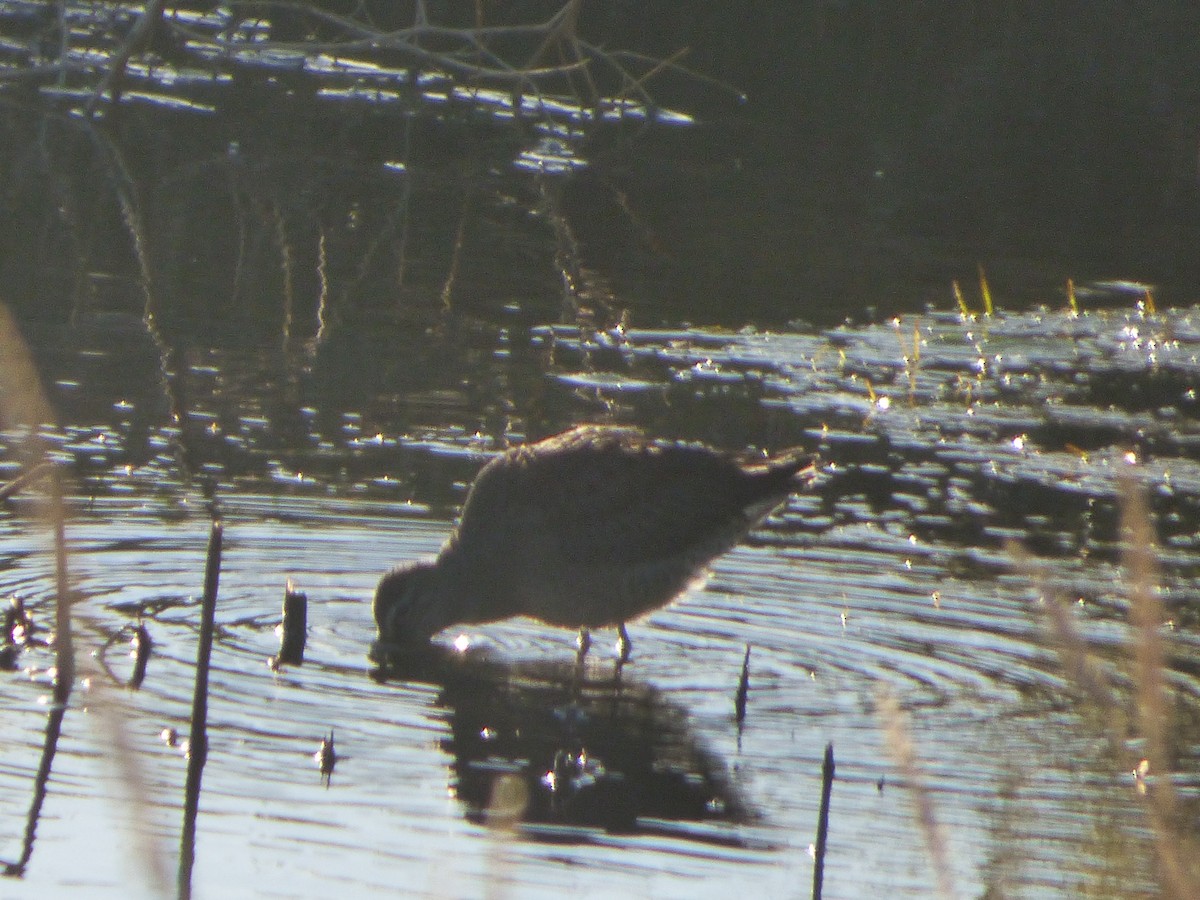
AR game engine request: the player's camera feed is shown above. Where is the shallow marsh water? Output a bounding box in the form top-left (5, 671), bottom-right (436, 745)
top-left (1, 305), bottom-right (1199, 898)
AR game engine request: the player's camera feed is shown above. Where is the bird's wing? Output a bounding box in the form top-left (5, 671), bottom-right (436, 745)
top-left (457, 434), bottom-right (778, 567)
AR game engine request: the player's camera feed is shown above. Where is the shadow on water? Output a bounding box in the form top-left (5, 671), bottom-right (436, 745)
top-left (372, 645), bottom-right (756, 842)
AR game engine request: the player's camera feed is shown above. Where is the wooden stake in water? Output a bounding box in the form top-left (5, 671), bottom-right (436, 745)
top-left (812, 742), bottom-right (835, 900)
top-left (178, 520), bottom-right (223, 900)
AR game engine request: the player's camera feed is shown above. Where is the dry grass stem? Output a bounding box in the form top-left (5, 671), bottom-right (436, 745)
top-left (0, 460), bottom-right (54, 501)
top-left (876, 686), bottom-right (957, 900)
top-left (1116, 477), bottom-right (1196, 899)
top-left (1009, 542), bottom-right (1128, 742)
top-left (0, 302), bottom-right (169, 890)
top-left (1009, 477), bottom-right (1200, 899)
top-left (88, 681), bottom-right (172, 895)
top-left (1118, 474), bottom-right (1172, 784)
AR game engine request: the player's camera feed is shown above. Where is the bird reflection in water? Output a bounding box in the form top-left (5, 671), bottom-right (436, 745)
top-left (370, 646), bottom-right (758, 844)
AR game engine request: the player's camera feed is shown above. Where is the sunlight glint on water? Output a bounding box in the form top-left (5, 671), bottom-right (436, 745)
top-left (0, 488), bottom-right (1173, 898)
top-left (5, 310), bottom-right (1200, 896)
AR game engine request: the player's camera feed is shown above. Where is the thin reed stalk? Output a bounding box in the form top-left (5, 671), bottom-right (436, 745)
top-left (177, 519), bottom-right (224, 900)
top-left (49, 468), bottom-right (74, 705)
top-left (812, 742), bottom-right (835, 900)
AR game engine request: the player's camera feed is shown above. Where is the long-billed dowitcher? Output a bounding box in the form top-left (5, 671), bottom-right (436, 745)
top-left (372, 425), bottom-right (812, 660)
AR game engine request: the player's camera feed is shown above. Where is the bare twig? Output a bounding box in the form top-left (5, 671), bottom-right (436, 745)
top-left (163, 4), bottom-right (596, 88)
top-left (11, 0), bottom-right (709, 116)
top-left (593, 47), bottom-right (745, 100)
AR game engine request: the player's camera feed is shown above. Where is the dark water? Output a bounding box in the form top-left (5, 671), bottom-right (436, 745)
top-left (1, 305), bottom-right (1198, 898)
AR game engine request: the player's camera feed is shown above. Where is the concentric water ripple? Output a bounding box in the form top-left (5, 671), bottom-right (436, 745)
top-left (3, 307), bottom-right (1199, 897)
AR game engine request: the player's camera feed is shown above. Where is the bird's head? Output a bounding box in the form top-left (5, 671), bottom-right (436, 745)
top-left (372, 561), bottom-right (456, 648)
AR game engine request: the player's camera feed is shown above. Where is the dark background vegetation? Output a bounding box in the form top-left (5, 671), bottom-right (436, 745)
top-left (576, 1), bottom-right (1200, 317)
top-left (1, 0), bottom-right (1198, 330)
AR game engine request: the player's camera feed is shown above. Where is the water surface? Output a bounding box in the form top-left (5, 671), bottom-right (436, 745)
top-left (2, 306), bottom-right (1198, 897)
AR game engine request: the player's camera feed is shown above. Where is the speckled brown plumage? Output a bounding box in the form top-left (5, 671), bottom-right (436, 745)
top-left (373, 425), bottom-right (812, 658)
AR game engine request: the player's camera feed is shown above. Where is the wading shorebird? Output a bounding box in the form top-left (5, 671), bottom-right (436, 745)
top-left (372, 425), bottom-right (813, 661)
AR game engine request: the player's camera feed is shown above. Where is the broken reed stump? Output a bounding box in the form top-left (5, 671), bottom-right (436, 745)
top-left (315, 730), bottom-right (336, 787)
top-left (177, 520), bottom-right (223, 900)
top-left (735, 644), bottom-right (751, 726)
top-left (129, 623), bottom-right (152, 690)
top-left (272, 583), bottom-right (307, 667)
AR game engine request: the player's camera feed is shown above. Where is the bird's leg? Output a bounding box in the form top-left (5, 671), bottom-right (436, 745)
top-left (576, 627), bottom-right (592, 664)
top-left (617, 623), bottom-right (632, 663)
